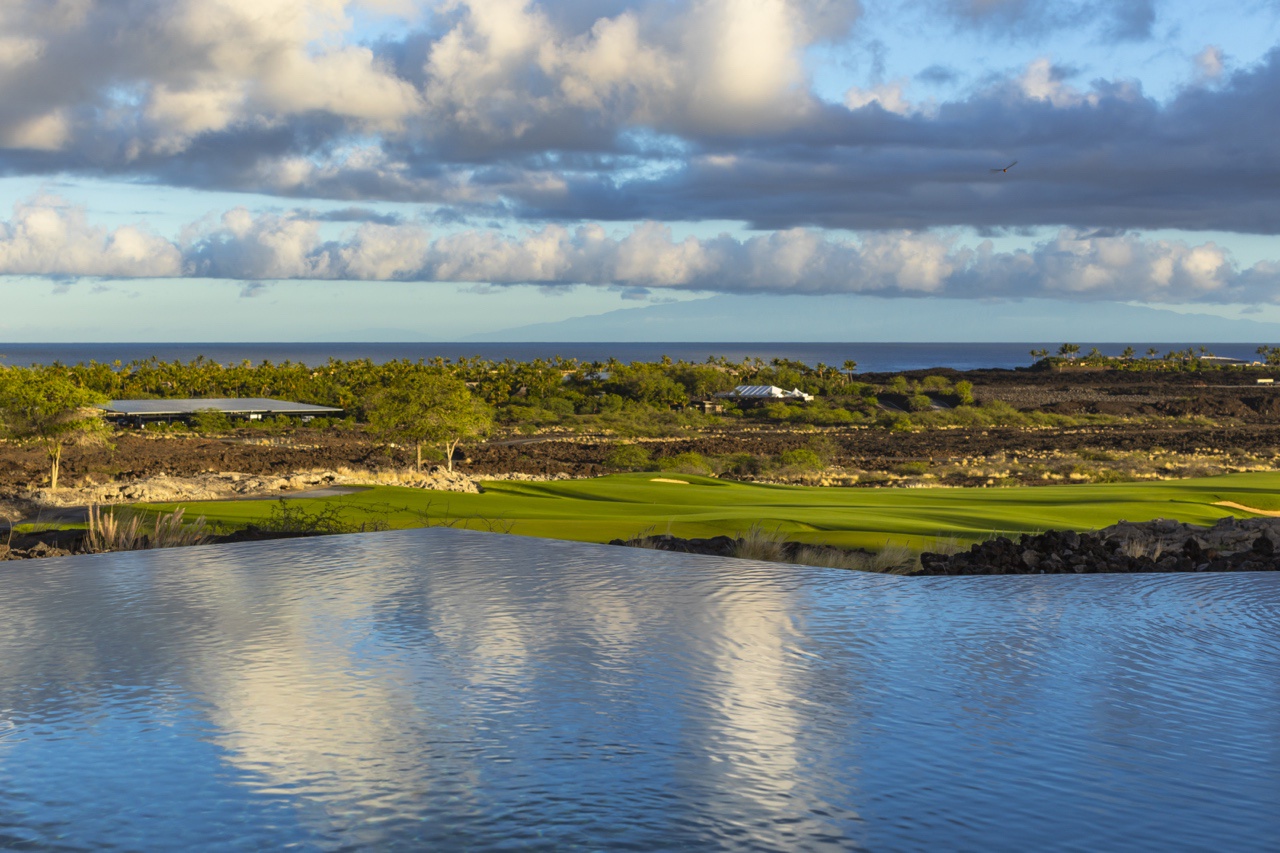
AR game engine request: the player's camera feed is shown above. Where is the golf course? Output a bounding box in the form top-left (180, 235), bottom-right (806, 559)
top-left (140, 470), bottom-right (1280, 552)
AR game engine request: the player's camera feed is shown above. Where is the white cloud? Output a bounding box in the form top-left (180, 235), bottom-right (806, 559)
top-left (0, 0), bottom-right (850, 161)
top-left (0, 0), bottom-right (422, 157)
top-left (2, 197), bottom-right (1275, 304)
top-left (1017, 58), bottom-right (1097, 107)
top-left (844, 80), bottom-right (914, 115)
top-left (0, 196), bottom-right (181, 276)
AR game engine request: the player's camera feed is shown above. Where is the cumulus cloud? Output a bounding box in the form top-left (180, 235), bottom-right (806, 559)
top-left (1, 197), bottom-right (1277, 303)
top-left (0, 0), bottom-right (843, 166)
top-left (515, 50), bottom-right (1280, 235)
top-left (0, 196), bottom-right (182, 277)
top-left (0, 0), bottom-right (423, 159)
top-left (1, 3), bottom-right (1280, 239)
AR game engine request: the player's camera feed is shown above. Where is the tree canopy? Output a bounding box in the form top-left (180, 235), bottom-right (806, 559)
top-left (365, 372), bottom-right (492, 472)
top-left (0, 368), bottom-right (107, 489)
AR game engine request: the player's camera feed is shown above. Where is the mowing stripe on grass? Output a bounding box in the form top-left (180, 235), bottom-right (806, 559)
top-left (138, 470), bottom-right (1280, 552)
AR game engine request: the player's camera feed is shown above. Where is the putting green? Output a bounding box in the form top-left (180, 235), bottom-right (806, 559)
top-left (140, 470), bottom-right (1280, 551)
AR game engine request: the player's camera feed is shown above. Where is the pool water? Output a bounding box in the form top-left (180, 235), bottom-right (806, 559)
top-left (2, 529), bottom-right (1278, 850)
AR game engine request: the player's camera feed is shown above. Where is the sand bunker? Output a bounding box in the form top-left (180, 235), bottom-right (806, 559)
top-left (649, 478), bottom-right (689, 485)
top-left (1213, 501), bottom-right (1280, 517)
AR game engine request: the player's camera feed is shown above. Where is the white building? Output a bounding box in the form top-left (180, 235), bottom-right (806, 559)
top-left (716, 385), bottom-right (814, 402)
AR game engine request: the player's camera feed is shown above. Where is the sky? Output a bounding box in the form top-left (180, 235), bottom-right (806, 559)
top-left (1, 0), bottom-right (1279, 341)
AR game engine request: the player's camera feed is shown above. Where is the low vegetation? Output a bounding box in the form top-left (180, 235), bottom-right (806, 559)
top-left (85, 505), bottom-right (210, 553)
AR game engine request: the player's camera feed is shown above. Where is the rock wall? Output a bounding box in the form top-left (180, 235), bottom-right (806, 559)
top-left (915, 516), bottom-right (1280, 575)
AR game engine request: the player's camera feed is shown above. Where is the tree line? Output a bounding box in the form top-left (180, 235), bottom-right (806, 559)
top-left (0, 355), bottom-right (868, 487)
top-left (1030, 344), bottom-right (1280, 367)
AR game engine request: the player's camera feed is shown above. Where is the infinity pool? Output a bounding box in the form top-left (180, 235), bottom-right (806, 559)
top-left (2, 529), bottom-right (1278, 850)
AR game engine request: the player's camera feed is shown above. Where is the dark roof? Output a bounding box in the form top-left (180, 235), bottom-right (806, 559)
top-left (101, 398), bottom-right (342, 417)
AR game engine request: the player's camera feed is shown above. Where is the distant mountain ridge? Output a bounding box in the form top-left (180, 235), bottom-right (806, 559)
top-left (466, 295), bottom-right (1280, 343)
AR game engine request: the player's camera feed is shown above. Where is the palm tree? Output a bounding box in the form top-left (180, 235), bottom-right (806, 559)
top-left (1121, 346), bottom-right (1135, 359)
top-left (842, 359), bottom-right (858, 382)
top-left (1146, 347), bottom-right (1159, 359)
top-left (1058, 343), bottom-right (1081, 360)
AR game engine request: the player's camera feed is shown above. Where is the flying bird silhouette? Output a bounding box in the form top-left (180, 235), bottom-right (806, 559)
top-left (991, 160), bottom-right (1017, 173)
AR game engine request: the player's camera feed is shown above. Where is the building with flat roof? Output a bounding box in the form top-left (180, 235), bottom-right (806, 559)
top-left (101, 398), bottom-right (343, 426)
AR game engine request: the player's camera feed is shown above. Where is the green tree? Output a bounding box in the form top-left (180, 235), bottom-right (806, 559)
top-left (1058, 343), bottom-right (1081, 359)
top-left (0, 368), bottom-right (108, 489)
top-left (365, 372), bottom-right (492, 473)
top-left (1146, 347), bottom-right (1160, 359)
top-left (1121, 346), bottom-right (1135, 359)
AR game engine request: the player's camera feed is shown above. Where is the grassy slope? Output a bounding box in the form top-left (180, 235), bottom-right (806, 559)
top-left (141, 471), bottom-right (1280, 551)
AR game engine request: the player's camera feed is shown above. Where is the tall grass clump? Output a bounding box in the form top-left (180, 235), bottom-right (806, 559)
top-left (85, 504), bottom-right (144, 552)
top-left (150, 507), bottom-right (211, 548)
top-left (86, 505), bottom-right (210, 552)
top-left (731, 524), bottom-right (789, 562)
top-left (872, 543), bottom-right (919, 573)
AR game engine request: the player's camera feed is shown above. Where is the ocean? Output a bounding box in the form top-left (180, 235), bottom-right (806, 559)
top-left (0, 342), bottom-right (1267, 374)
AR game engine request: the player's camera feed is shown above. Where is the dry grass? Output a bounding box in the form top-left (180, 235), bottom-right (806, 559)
top-left (731, 524), bottom-right (788, 562)
top-left (792, 545), bottom-right (874, 571)
top-left (1117, 537), bottom-right (1165, 561)
top-left (732, 524), bottom-right (919, 573)
top-left (85, 504), bottom-right (144, 553)
top-left (86, 505), bottom-right (210, 553)
top-left (871, 543), bottom-right (918, 573)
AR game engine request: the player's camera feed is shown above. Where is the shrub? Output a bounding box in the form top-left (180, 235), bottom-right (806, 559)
top-left (921, 375), bottom-right (952, 392)
top-left (778, 448), bottom-right (824, 471)
top-left (661, 451), bottom-right (712, 475)
top-left (888, 375), bottom-right (910, 393)
top-left (894, 461), bottom-right (929, 476)
top-left (262, 499), bottom-right (354, 535)
top-left (761, 401), bottom-right (793, 421)
top-left (954, 380), bottom-right (975, 405)
top-left (606, 443), bottom-right (652, 470)
top-left (717, 452), bottom-right (766, 477)
top-left (907, 394), bottom-right (934, 412)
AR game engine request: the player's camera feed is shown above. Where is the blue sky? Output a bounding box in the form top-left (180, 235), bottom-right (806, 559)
top-left (1, 0), bottom-right (1279, 341)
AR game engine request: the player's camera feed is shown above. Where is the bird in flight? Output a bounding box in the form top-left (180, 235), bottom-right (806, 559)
top-left (991, 160), bottom-right (1017, 173)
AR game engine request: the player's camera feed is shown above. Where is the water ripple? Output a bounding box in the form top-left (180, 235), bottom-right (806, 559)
top-left (1, 530), bottom-right (1278, 850)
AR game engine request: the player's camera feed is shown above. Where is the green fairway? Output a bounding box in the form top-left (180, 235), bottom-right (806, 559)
top-left (140, 471), bottom-right (1280, 551)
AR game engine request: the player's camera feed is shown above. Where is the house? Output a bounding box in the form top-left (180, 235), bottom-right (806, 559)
top-left (716, 385), bottom-right (814, 403)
